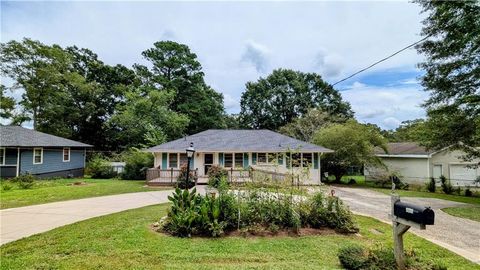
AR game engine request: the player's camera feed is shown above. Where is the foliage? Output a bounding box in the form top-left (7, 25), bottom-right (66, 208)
top-left (313, 120), bottom-right (387, 182)
top-left (278, 108), bottom-right (349, 142)
top-left (338, 245), bottom-right (369, 270)
top-left (11, 174), bottom-right (36, 189)
top-left (389, 119), bottom-right (428, 142)
top-left (161, 187), bottom-right (358, 238)
top-left (440, 175), bottom-right (453, 195)
top-left (109, 88), bottom-right (189, 148)
top-left (426, 177), bottom-right (436, 193)
top-left (1, 181), bottom-right (14, 191)
top-left (176, 164), bottom-right (197, 189)
top-left (240, 69), bottom-right (353, 130)
top-left (414, 0), bottom-right (480, 163)
top-left (207, 165), bottom-right (229, 188)
top-left (135, 41), bottom-right (226, 134)
top-left (86, 154), bottom-right (116, 179)
top-left (120, 148), bottom-right (154, 180)
top-left (465, 188), bottom-right (473, 197)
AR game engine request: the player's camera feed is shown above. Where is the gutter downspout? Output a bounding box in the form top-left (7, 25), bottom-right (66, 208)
top-left (319, 152), bottom-right (322, 185)
top-left (16, 147), bottom-right (20, 177)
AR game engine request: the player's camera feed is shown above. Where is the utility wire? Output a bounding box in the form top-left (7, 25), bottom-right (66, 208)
top-left (331, 34), bottom-right (432, 86)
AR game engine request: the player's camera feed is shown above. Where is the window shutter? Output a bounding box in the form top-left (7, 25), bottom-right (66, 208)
top-left (252, 153), bottom-right (257, 165)
top-left (243, 153), bottom-right (249, 168)
top-left (314, 153), bottom-right (319, 169)
top-left (219, 153), bottom-right (224, 166)
top-left (162, 153), bottom-right (168, 169)
top-left (278, 153), bottom-right (284, 165)
top-left (190, 155), bottom-right (195, 170)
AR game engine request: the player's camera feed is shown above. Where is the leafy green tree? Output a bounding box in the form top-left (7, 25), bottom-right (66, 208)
top-left (415, 0), bottom-right (480, 161)
top-left (135, 41), bottom-right (226, 134)
top-left (0, 85), bottom-right (16, 120)
top-left (390, 119), bottom-right (428, 142)
top-left (240, 69), bottom-right (353, 130)
top-left (279, 108), bottom-right (348, 142)
top-left (109, 88), bottom-right (189, 148)
top-left (313, 120), bottom-right (387, 182)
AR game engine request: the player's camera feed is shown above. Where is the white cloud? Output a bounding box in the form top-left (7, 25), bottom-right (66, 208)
top-left (341, 81), bottom-right (428, 129)
top-left (2, 1), bottom-right (428, 127)
top-left (241, 40), bottom-right (270, 73)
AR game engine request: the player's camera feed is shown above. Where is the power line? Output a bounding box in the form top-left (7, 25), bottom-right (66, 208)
top-left (331, 34), bottom-right (432, 86)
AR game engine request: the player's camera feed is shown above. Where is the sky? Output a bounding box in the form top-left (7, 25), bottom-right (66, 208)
top-left (1, 1), bottom-right (429, 130)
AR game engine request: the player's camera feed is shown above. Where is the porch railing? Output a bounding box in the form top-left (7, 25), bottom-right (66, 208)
top-left (146, 168), bottom-right (198, 185)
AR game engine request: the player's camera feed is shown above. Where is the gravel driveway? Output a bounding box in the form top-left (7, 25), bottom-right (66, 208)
top-left (331, 186), bottom-right (480, 264)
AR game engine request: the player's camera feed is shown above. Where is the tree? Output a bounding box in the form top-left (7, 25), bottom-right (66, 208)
top-left (240, 69), bottom-right (353, 130)
top-left (109, 87), bottom-right (189, 149)
top-left (135, 41), bottom-right (226, 134)
top-left (415, 0), bottom-right (480, 162)
top-left (278, 108), bottom-right (348, 142)
top-left (390, 119), bottom-right (428, 142)
top-left (313, 120), bottom-right (387, 182)
top-left (0, 85), bottom-right (16, 120)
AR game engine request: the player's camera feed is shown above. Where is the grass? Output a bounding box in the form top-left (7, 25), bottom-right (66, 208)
top-left (442, 206), bottom-right (480, 222)
top-left (372, 188), bottom-right (480, 205)
top-left (0, 178), bottom-right (169, 209)
top-left (1, 204), bottom-right (477, 270)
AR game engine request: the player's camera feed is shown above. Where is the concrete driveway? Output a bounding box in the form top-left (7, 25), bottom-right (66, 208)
top-left (333, 186), bottom-right (480, 264)
top-left (0, 188), bottom-right (191, 245)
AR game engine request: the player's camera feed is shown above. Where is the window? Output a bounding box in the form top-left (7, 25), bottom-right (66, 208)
top-left (291, 153), bottom-right (301, 167)
top-left (224, 153), bottom-right (233, 167)
top-left (63, 148), bottom-right (70, 162)
top-left (235, 153), bottom-right (243, 168)
top-left (33, 148), bottom-right (43, 164)
top-left (179, 153), bottom-right (188, 167)
top-left (267, 153), bottom-right (276, 164)
top-left (0, 148), bottom-right (5, 165)
top-left (302, 153), bottom-right (313, 167)
top-left (168, 153), bottom-right (178, 168)
top-left (257, 153), bottom-right (267, 163)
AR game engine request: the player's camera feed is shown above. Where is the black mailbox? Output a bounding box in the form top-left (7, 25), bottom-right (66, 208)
top-left (394, 201), bottom-right (434, 225)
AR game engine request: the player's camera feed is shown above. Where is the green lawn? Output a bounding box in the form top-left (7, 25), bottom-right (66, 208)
top-left (372, 188), bottom-right (480, 205)
top-left (442, 206), bottom-right (480, 222)
top-left (1, 204), bottom-right (477, 270)
top-left (0, 178), bottom-right (169, 209)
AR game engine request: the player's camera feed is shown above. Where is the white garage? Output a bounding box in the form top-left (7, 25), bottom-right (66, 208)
top-left (449, 164), bottom-right (479, 186)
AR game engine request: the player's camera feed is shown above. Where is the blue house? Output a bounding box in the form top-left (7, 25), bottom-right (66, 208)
top-left (0, 126), bottom-right (92, 178)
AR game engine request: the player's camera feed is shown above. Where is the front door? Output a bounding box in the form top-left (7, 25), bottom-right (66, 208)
top-left (204, 153), bottom-right (214, 175)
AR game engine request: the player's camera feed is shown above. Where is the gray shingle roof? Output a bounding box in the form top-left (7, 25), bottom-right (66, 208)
top-left (375, 142), bottom-right (433, 156)
top-left (145, 129), bottom-right (332, 153)
top-left (0, 126), bottom-right (92, 148)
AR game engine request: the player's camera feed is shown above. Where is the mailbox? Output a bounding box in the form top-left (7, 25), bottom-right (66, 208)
top-left (394, 201), bottom-right (434, 225)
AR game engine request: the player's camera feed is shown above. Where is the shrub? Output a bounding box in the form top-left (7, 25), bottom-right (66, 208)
top-left (207, 165), bottom-right (228, 188)
top-left (465, 188), bottom-right (473, 197)
top-left (338, 245), bottom-right (368, 270)
top-left (440, 175), bottom-right (453, 194)
top-left (12, 174), bottom-right (36, 189)
top-left (86, 154), bottom-right (116, 179)
top-left (176, 164), bottom-right (197, 189)
top-left (2, 181), bottom-right (13, 191)
top-left (347, 178), bottom-right (357, 185)
top-left (426, 177), bottom-right (436, 193)
top-left (121, 148), bottom-right (154, 180)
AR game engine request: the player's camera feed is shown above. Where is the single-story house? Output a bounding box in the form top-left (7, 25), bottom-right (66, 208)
top-left (0, 126), bottom-right (92, 178)
top-left (365, 142), bottom-right (480, 186)
top-left (145, 129), bottom-right (333, 185)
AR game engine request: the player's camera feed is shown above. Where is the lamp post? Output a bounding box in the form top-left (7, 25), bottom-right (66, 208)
top-left (185, 142), bottom-right (195, 189)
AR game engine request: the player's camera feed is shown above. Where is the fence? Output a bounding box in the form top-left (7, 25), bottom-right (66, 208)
top-left (146, 168), bottom-right (198, 186)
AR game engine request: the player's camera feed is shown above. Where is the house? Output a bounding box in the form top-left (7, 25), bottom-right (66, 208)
top-left (0, 126), bottom-right (92, 178)
top-left (145, 129), bottom-right (333, 185)
top-left (365, 142), bottom-right (480, 186)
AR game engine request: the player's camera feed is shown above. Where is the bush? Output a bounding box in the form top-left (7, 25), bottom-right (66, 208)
top-left (121, 148), bottom-right (154, 180)
top-left (207, 165), bottom-right (228, 188)
top-left (338, 245), bottom-right (369, 270)
top-left (2, 181), bottom-right (14, 191)
top-left (426, 177), bottom-right (436, 193)
top-left (176, 164), bottom-right (197, 189)
top-left (440, 175), bottom-right (453, 194)
top-left (465, 188), bottom-right (473, 197)
top-left (86, 154), bottom-right (116, 179)
top-left (347, 178), bottom-right (357, 185)
top-left (12, 174), bottom-right (36, 189)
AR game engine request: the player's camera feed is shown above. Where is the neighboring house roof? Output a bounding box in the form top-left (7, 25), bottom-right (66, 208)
top-left (0, 126), bottom-right (92, 148)
top-left (375, 142), bottom-right (434, 157)
top-left (145, 129), bottom-right (333, 153)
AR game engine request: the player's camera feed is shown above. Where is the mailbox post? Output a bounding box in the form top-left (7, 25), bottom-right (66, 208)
top-left (390, 193), bottom-right (434, 270)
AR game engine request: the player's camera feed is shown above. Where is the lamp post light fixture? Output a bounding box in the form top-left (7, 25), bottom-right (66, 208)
top-left (185, 142), bottom-right (195, 189)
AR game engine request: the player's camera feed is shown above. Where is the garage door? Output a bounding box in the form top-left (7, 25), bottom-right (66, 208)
top-left (449, 164), bottom-right (478, 186)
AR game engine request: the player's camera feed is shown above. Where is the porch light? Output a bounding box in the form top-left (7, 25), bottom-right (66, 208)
top-left (186, 142), bottom-right (195, 158)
